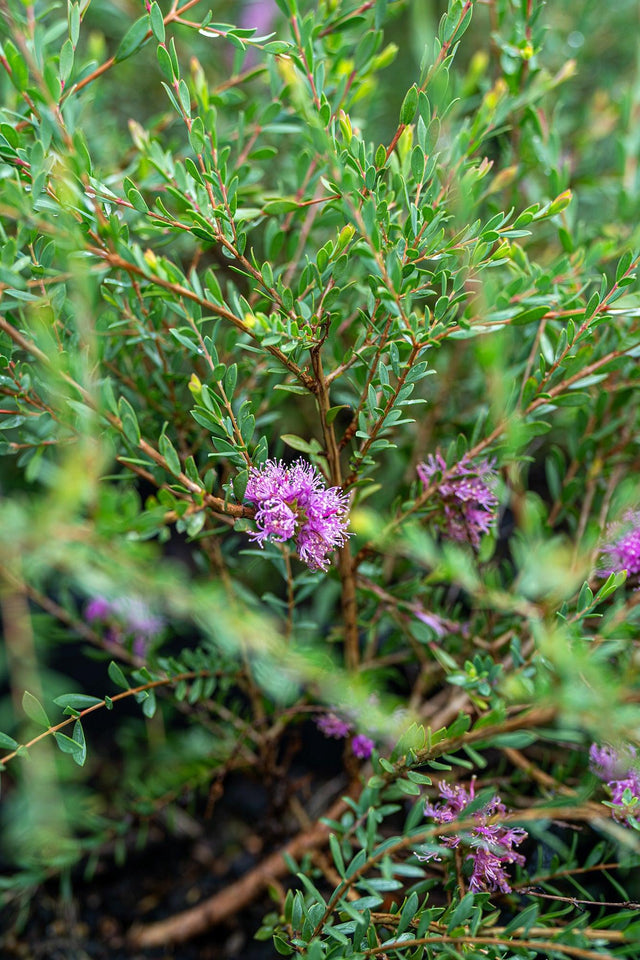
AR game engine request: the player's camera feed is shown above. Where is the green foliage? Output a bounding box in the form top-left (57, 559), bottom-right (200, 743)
top-left (1, 0), bottom-right (640, 955)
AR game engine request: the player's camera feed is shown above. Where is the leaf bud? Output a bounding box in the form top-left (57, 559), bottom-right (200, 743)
top-left (188, 373), bottom-right (202, 401)
top-left (547, 189), bottom-right (572, 215)
top-left (335, 224), bottom-right (355, 254)
top-left (371, 42), bottom-right (398, 72)
top-left (338, 109), bottom-right (352, 145)
top-left (143, 248), bottom-right (158, 269)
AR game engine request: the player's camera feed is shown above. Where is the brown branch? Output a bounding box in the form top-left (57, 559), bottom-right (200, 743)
top-left (309, 346), bottom-right (359, 669)
top-left (373, 914), bottom-right (630, 944)
top-left (127, 790), bottom-right (353, 948)
top-left (0, 668), bottom-right (212, 767)
top-left (522, 889), bottom-right (640, 910)
top-left (364, 934), bottom-right (619, 960)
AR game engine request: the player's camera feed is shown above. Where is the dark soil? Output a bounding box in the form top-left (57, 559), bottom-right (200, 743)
top-left (0, 718), bottom-right (351, 960)
top-left (1, 784), bottom-right (286, 960)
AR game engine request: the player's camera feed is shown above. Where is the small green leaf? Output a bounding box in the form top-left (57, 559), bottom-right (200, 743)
top-left (177, 78), bottom-right (191, 116)
top-left (22, 691), bottom-right (50, 728)
top-left (72, 720), bottom-right (86, 766)
top-left (274, 384), bottom-right (308, 395)
top-left (447, 892), bottom-right (475, 931)
top-left (584, 291), bottom-right (600, 321)
top-left (54, 721), bottom-right (86, 766)
top-left (577, 580), bottom-right (594, 612)
top-left (118, 396), bottom-right (141, 445)
top-left (616, 250), bottom-right (633, 283)
top-left (4, 40), bottom-right (28, 90)
top-left (329, 833), bottom-right (345, 877)
top-left (157, 43), bottom-right (174, 80)
top-left (397, 891), bottom-right (419, 936)
top-left (273, 936), bottom-right (293, 956)
top-left (126, 186), bottom-right (148, 213)
top-left (0, 732), bottom-right (19, 750)
top-left (149, 2), bottom-right (165, 42)
top-left (108, 661), bottom-right (130, 690)
top-left (263, 41), bottom-right (291, 54)
top-left (115, 16), bottom-right (149, 62)
top-left (596, 570), bottom-right (626, 602)
top-left (59, 38), bottom-right (74, 83)
top-left (189, 116), bottom-right (206, 155)
top-left (142, 689), bottom-right (157, 718)
top-left (53, 694), bottom-right (102, 710)
top-left (281, 434), bottom-right (313, 453)
top-left (400, 84), bottom-right (418, 124)
top-left (263, 198), bottom-right (299, 215)
top-left (396, 777), bottom-right (422, 796)
top-left (326, 405), bottom-right (349, 424)
top-left (159, 430), bottom-right (181, 476)
top-left (224, 363), bottom-right (237, 395)
top-left (69, 3), bottom-right (81, 46)
top-left (513, 305), bottom-right (547, 326)
top-left (504, 901), bottom-right (538, 935)
top-left (411, 145), bottom-right (425, 181)
top-left (205, 268), bottom-right (222, 303)
top-left (547, 189), bottom-right (572, 215)
top-left (55, 732), bottom-right (80, 756)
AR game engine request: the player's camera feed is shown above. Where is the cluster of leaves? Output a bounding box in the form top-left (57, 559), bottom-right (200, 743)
top-left (1, 0), bottom-right (640, 956)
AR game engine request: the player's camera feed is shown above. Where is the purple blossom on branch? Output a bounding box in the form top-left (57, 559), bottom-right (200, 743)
top-left (417, 452), bottom-right (499, 549)
top-left (417, 780), bottom-right (527, 893)
top-left (317, 713), bottom-right (352, 739)
top-left (351, 734), bottom-right (375, 759)
top-left (244, 459), bottom-right (350, 571)
top-left (590, 742), bottom-right (640, 823)
top-left (85, 597), bottom-right (113, 623)
top-left (315, 712), bottom-right (376, 760)
top-left (599, 511), bottom-right (640, 581)
top-left (84, 596), bottom-right (163, 657)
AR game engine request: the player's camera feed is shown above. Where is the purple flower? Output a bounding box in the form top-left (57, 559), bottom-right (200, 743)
top-left (417, 452), bottom-right (498, 549)
top-left (85, 597), bottom-right (113, 622)
top-left (84, 595), bottom-right (163, 657)
top-left (423, 781), bottom-right (472, 828)
top-left (244, 459), bottom-right (350, 571)
top-left (352, 734), bottom-right (375, 759)
top-left (316, 711), bottom-right (376, 759)
top-left (589, 743), bottom-right (626, 782)
top-left (590, 742), bottom-right (640, 823)
top-left (417, 780), bottom-right (526, 893)
top-left (600, 511), bottom-right (640, 580)
top-left (118, 598), bottom-right (164, 640)
top-left (317, 713), bottom-right (352, 739)
top-left (467, 846), bottom-right (518, 894)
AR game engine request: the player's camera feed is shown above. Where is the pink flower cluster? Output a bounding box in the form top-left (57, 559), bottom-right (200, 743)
top-left (244, 459), bottom-right (350, 571)
top-left (417, 780), bottom-right (527, 893)
top-left (417, 452), bottom-right (498, 549)
top-left (600, 511), bottom-right (640, 581)
top-left (590, 743), bottom-right (640, 823)
top-left (316, 712), bottom-right (375, 760)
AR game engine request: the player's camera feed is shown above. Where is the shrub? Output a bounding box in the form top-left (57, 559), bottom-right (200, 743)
top-left (1, 0), bottom-right (640, 956)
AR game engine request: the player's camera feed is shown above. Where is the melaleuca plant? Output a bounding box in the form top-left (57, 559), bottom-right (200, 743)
top-left (1, 0), bottom-right (640, 956)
